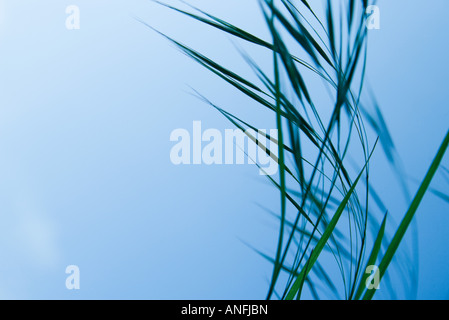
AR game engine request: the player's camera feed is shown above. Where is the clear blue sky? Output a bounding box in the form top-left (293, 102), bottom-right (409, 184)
top-left (0, 0), bottom-right (447, 299)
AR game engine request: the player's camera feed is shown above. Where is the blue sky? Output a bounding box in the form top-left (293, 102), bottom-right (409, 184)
top-left (0, 0), bottom-right (447, 299)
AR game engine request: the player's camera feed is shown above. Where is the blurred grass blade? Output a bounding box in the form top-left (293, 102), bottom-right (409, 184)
top-left (363, 129), bottom-right (449, 300)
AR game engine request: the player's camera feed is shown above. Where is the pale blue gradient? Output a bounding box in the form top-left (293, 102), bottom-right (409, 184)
top-left (0, 0), bottom-right (447, 299)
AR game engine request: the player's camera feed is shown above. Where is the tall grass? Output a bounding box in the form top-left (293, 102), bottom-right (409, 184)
top-left (143, 0), bottom-right (449, 299)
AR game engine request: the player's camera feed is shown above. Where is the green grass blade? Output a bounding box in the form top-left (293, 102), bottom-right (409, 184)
top-left (267, 0), bottom-right (287, 299)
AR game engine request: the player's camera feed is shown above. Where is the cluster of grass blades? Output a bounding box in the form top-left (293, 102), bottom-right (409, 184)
top-left (142, 0), bottom-right (449, 299)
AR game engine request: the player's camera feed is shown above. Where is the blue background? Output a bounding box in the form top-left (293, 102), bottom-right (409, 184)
top-left (0, 0), bottom-right (447, 299)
